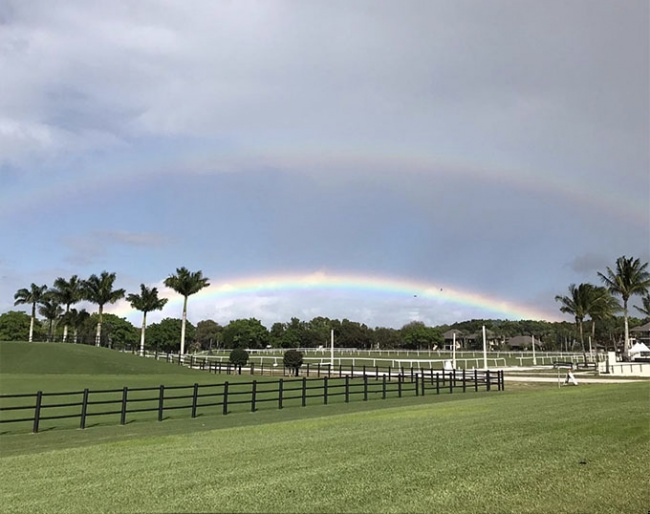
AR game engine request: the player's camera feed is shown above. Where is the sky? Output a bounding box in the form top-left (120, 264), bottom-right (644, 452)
top-left (1, 0), bottom-right (648, 330)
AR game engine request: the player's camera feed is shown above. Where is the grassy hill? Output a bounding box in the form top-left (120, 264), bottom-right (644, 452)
top-left (0, 341), bottom-right (196, 375)
top-left (0, 342), bottom-right (257, 394)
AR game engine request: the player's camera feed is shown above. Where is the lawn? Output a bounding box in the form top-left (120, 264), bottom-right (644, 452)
top-left (1, 381), bottom-right (648, 513)
top-left (1, 342), bottom-right (647, 513)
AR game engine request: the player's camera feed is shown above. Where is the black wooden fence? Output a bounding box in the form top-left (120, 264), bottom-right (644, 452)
top-left (153, 353), bottom-right (499, 382)
top-left (0, 369), bottom-right (503, 434)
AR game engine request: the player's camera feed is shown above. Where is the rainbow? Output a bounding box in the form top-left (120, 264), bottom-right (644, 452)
top-left (107, 271), bottom-right (559, 322)
top-left (1, 147), bottom-right (645, 226)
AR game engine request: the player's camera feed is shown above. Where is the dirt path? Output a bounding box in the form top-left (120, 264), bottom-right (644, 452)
top-left (505, 375), bottom-right (647, 384)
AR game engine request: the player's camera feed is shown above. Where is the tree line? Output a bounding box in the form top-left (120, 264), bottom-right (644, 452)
top-left (4, 256), bottom-right (649, 354)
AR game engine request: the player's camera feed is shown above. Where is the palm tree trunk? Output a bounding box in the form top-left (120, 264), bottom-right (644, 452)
top-left (623, 300), bottom-right (629, 360)
top-left (140, 312), bottom-right (147, 356)
top-left (578, 319), bottom-right (587, 363)
top-left (95, 305), bottom-right (103, 347)
top-left (29, 302), bottom-right (35, 343)
top-left (180, 296), bottom-right (188, 355)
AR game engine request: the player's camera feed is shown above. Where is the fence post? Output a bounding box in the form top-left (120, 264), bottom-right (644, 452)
top-left (191, 383), bottom-right (199, 418)
top-left (382, 374), bottom-right (387, 399)
top-left (486, 370), bottom-right (491, 391)
top-left (79, 388), bottom-right (90, 429)
top-left (278, 379), bottom-right (284, 409)
top-left (474, 369), bottom-right (479, 392)
top-left (462, 369), bottom-right (467, 393)
top-left (32, 391), bottom-right (43, 434)
top-left (158, 385), bottom-right (165, 421)
top-left (306, 363), bottom-right (310, 377)
top-left (436, 372), bottom-right (440, 395)
top-left (388, 366), bottom-right (392, 381)
top-left (421, 373), bottom-right (425, 396)
top-left (120, 387), bottom-right (128, 425)
top-left (339, 364), bottom-right (343, 379)
top-left (323, 377), bottom-right (328, 405)
top-left (351, 363), bottom-right (354, 377)
top-left (414, 373), bottom-right (419, 396)
top-left (363, 375), bottom-right (368, 401)
top-left (251, 380), bottom-right (257, 412)
top-left (223, 382), bottom-right (229, 415)
top-left (375, 365), bottom-right (379, 380)
top-left (449, 371), bottom-right (453, 394)
top-left (250, 362), bottom-right (255, 375)
top-left (317, 363), bottom-right (321, 378)
top-left (190, 355), bottom-right (195, 368)
top-left (344, 375), bottom-right (350, 402)
top-left (302, 377), bottom-right (307, 407)
top-left (500, 370), bottom-right (505, 391)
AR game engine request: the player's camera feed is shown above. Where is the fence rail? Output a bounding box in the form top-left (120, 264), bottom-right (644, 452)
top-left (0, 369), bottom-right (503, 434)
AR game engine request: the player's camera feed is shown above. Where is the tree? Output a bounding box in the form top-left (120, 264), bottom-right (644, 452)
top-left (127, 284), bottom-right (169, 356)
top-left (585, 286), bottom-right (620, 344)
top-left (222, 318), bottom-right (269, 349)
top-left (164, 267), bottom-right (209, 355)
top-left (555, 283), bottom-right (596, 359)
top-left (0, 311), bottom-right (42, 342)
top-left (83, 272), bottom-right (126, 347)
top-left (195, 320), bottom-right (223, 352)
top-left (283, 349), bottom-right (304, 376)
top-left (61, 308), bottom-right (90, 343)
top-left (598, 256), bottom-right (650, 358)
top-left (13, 283), bottom-right (48, 342)
top-left (634, 293), bottom-right (650, 320)
top-left (229, 348), bottom-right (249, 374)
top-left (147, 318), bottom-right (196, 353)
top-left (38, 299), bottom-right (63, 342)
top-left (51, 275), bottom-right (83, 342)
top-left (400, 321), bottom-right (442, 350)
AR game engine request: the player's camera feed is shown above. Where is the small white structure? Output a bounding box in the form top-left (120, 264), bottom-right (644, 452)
top-left (564, 370), bottom-right (579, 386)
top-left (629, 342), bottom-right (650, 361)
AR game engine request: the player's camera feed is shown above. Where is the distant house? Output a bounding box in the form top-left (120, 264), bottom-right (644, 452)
top-left (630, 322), bottom-right (650, 345)
top-left (506, 335), bottom-right (543, 351)
top-left (443, 329), bottom-right (465, 350)
top-left (466, 329), bottom-right (501, 349)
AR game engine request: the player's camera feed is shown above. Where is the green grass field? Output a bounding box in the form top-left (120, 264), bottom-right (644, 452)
top-left (1, 342), bottom-right (648, 513)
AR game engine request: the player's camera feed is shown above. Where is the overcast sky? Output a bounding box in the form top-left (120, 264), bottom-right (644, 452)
top-left (1, 0), bottom-right (648, 329)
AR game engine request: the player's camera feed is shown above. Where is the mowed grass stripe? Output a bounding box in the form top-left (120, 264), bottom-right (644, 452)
top-left (1, 383), bottom-right (648, 514)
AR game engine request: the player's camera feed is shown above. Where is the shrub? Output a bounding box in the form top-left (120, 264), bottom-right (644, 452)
top-left (229, 348), bottom-right (249, 374)
top-left (283, 350), bottom-right (304, 376)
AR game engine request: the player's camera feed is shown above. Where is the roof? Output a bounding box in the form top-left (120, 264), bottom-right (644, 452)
top-left (629, 342), bottom-right (650, 354)
top-left (506, 335), bottom-right (542, 348)
top-left (630, 322), bottom-right (650, 333)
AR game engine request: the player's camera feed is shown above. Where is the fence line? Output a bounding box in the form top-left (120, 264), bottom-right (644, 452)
top-left (0, 369), bottom-right (504, 434)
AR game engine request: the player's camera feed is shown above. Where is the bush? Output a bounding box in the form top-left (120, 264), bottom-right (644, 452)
top-left (283, 350), bottom-right (304, 376)
top-left (229, 348), bottom-right (249, 373)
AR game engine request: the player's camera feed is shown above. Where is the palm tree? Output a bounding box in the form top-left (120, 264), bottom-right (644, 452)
top-left (555, 283), bottom-right (595, 359)
top-left (634, 293), bottom-right (650, 320)
top-left (585, 286), bottom-right (620, 352)
top-left (13, 283), bottom-right (49, 342)
top-left (39, 299), bottom-right (63, 342)
top-left (598, 256), bottom-right (650, 358)
top-left (83, 272), bottom-right (126, 347)
top-left (61, 308), bottom-right (90, 343)
top-left (127, 284), bottom-right (168, 356)
top-left (51, 275), bottom-right (83, 342)
top-left (164, 267), bottom-right (210, 355)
